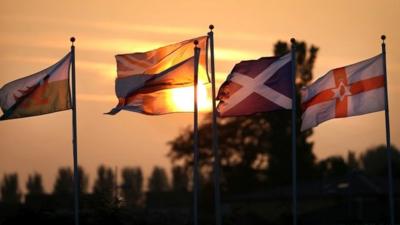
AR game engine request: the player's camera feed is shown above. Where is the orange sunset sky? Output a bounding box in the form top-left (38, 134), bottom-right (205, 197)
top-left (1, 0), bottom-right (399, 192)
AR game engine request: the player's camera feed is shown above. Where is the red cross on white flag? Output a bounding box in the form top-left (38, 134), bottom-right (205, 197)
top-left (301, 54), bottom-right (385, 131)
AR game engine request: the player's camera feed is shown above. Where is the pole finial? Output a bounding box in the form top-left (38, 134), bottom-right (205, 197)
top-left (290, 38), bottom-right (296, 44)
top-left (194, 40), bottom-right (199, 46)
top-left (70, 37), bottom-right (76, 46)
top-left (209, 24), bottom-right (214, 30)
top-left (381, 35), bottom-right (386, 41)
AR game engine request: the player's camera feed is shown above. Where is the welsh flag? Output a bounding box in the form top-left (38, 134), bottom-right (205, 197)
top-left (0, 53), bottom-right (72, 120)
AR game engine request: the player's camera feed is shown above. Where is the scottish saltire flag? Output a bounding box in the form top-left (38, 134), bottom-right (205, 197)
top-left (108, 36), bottom-right (208, 115)
top-left (0, 53), bottom-right (72, 120)
top-left (301, 54), bottom-right (385, 131)
top-left (217, 53), bottom-right (292, 116)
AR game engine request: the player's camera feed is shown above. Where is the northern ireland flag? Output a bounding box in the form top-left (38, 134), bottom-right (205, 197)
top-left (217, 53), bottom-right (292, 116)
top-left (301, 54), bottom-right (385, 131)
top-left (0, 53), bottom-right (72, 120)
top-left (108, 36), bottom-right (208, 115)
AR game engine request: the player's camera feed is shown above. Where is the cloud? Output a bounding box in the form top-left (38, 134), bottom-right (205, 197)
top-left (2, 32), bottom-right (266, 66)
top-left (0, 14), bottom-right (269, 64)
top-left (0, 13), bottom-right (274, 43)
top-left (0, 54), bottom-right (116, 82)
top-left (215, 48), bottom-right (264, 62)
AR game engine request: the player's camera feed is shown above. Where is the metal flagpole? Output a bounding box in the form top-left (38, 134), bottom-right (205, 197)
top-left (290, 38), bottom-right (297, 225)
top-left (381, 35), bottom-right (395, 225)
top-left (193, 40), bottom-right (201, 225)
top-left (70, 37), bottom-right (80, 225)
top-left (208, 24), bottom-right (222, 225)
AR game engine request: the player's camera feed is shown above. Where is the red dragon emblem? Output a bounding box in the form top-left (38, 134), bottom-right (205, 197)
top-left (13, 79), bottom-right (49, 108)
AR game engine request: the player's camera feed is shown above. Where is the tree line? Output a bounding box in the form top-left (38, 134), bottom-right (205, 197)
top-left (0, 165), bottom-right (190, 207)
top-left (1, 144), bottom-right (399, 206)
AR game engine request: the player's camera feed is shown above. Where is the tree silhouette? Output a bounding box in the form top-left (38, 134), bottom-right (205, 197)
top-left (172, 165), bottom-right (189, 192)
top-left (26, 172), bottom-right (44, 195)
top-left (93, 165), bottom-right (115, 203)
top-left (1, 173), bottom-right (21, 205)
top-left (148, 166), bottom-right (170, 192)
top-left (78, 167), bottom-right (89, 193)
top-left (168, 40), bottom-right (319, 192)
top-left (53, 167), bottom-right (73, 196)
top-left (53, 166), bottom-right (89, 196)
top-left (121, 167), bottom-right (143, 207)
top-left (361, 145), bottom-right (400, 179)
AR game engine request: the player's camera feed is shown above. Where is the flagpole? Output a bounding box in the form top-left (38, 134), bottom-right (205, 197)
top-left (70, 37), bottom-right (80, 225)
top-left (290, 38), bottom-right (297, 225)
top-left (193, 40), bottom-right (201, 225)
top-left (381, 35), bottom-right (395, 225)
top-left (208, 24), bottom-right (222, 225)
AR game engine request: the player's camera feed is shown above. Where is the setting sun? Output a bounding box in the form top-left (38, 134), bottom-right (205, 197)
top-left (169, 84), bottom-right (212, 112)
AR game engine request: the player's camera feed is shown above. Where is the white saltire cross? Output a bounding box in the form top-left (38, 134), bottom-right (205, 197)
top-left (221, 53), bottom-right (292, 112)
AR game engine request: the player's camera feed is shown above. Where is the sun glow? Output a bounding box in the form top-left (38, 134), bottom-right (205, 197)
top-left (170, 84), bottom-right (212, 112)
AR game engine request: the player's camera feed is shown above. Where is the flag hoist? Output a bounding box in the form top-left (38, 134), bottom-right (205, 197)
top-left (0, 37), bottom-right (81, 225)
top-left (381, 35), bottom-right (395, 225)
top-left (70, 37), bottom-right (80, 225)
top-left (290, 38), bottom-right (298, 225)
top-left (192, 40), bottom-right (200, 225)
top-left (208, 24), bottom-right (222, 225)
